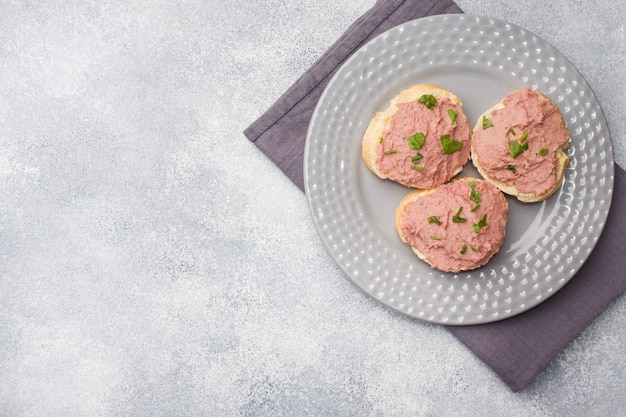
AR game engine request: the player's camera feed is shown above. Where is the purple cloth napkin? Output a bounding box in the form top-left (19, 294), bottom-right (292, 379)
top-left (244, 0), bottom-right (626, 392)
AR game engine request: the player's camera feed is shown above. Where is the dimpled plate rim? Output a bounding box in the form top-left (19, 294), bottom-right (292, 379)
top-left (303, 14), bottom-right (614, 325)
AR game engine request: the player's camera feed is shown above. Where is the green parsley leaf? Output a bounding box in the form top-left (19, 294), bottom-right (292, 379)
top-left (509, 140), bottom-right (529, 158)
top-left (460, 244), bottom-right (467, 254)
top-left (519, 131), bottom-right (529, 143)
top-left (539, 147), bottom-right (549, 156)
top-left (452, 206), bottom-right (466, 223)
top-left (506, 164), bottom-right (516, 173)
top-left (508, 128), bottom-right (516, 136)
top-left (469, 181), bottom-right (481, 211)
top-left (482, 116), bottom-right (494, 129)
top-left (428, 216), bottom-right (441, 225)
top-left (418, 94), bottom-right (437, 109)
top-left (379, 137), bottom-right (383, 144)
top-left (383, 149), bottom-right (398, 155)
top-left (472, 213), bottom-right (488, 233)
top-left (448, 109), bottom-right (458, 125)
top-left (408, 132), bottom-right (425, 150)
top-left (411, 165), bottom-right (425, 171)
top-left (411, 152), bottom-right (423, 164)
top-left (440, 134), bottom-right (463, 154)
top-left (430, 235), bottom-right (442, 240)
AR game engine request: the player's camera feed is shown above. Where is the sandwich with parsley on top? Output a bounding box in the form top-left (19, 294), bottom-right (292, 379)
top-left (395, 177), bottom-right (509, 273)
top-left (362, 84), bottom-right (471, 189)
top-left (471, 88), bottom-right (570, 202)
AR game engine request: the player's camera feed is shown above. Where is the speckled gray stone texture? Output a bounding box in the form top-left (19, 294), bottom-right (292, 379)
top-left (0, 1), bottom-right (624, 416)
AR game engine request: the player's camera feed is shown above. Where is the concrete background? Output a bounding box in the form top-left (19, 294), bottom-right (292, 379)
top-left (0, 0), bottom-right (624, 415)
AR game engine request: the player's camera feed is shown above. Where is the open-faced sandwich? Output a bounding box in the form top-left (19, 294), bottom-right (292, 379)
top-left (362, 84), bottom-right (471, 189)
top-left (395, 177), bottom-right (509, 273)
top-left (471, 88), bottom-right (570, 203)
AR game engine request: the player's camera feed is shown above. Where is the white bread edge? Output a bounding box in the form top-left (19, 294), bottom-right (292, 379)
top-left (394, 186), bottom-right (437, 267)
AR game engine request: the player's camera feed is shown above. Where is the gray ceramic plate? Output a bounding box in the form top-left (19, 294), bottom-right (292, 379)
top-left (304, 14), bottom-right (614, 325)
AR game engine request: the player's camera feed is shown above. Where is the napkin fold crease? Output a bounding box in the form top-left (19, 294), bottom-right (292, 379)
top-left (244, 0), bottom-right (626, 392)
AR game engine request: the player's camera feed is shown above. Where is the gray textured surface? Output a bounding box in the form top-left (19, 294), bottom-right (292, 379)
top-left (0, 1), bottom-right (624, 416)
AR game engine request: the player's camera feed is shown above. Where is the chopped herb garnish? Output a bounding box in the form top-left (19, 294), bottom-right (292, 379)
top-left (379, 137), bottom-right (383, 144)
top-left (482, 116), bottom-right (494, 129)
top-left (472, 213), bottom-right (488, 233)
top-left (508, 128), bottom-right (516, 136)
top-left (460, 244), bottom-right (467, 254)
top-left (506, 164), bottom-right (516, 173)
top-left (383, 149), bottom-right (398, 155)
top-left (509, 139), bottom-right (529, 158)
top-left (469, 181), bottom-right (481, 211)
top-left (408, 132), bottom-right (425, 150)
top-left (430, 235), bottom-right (442, 240)
top-left (471, 247), bottom-right (480, 253)
top-left (520, 131), bottom-right (529, 143)
top-left (408, 144), bottom-right (424, 169)
top-left (448, 109), bottom-right (458, 125)
top-left (539, 147), bottom-right (549, 156)
top-left (418, 94), bottom-right (437, 109)
top-left (440, 134), bottom-right (463, 154)
top-left (452, 207), bottom-right (466, 223)
top-left (428, 216), bottom-right (441, 225)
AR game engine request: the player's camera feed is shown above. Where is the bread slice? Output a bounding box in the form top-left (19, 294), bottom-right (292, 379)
top-left (471, 88), bottom-right (570, 203)
top-left (395, 177), bottom-right (508, 273)
top-left (362, 84), bottom-right (471, 189)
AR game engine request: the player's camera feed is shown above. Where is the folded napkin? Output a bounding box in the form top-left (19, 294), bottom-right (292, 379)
top-left (244, 0), bottom-right (626, 392)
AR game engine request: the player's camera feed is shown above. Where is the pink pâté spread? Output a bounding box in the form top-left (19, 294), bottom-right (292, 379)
top-left (472, 88), bottom-right (570, 195)
top-left (398, 178), bottom-right (508, 272)
top-left (377, 97), bottom-right (471, 189)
